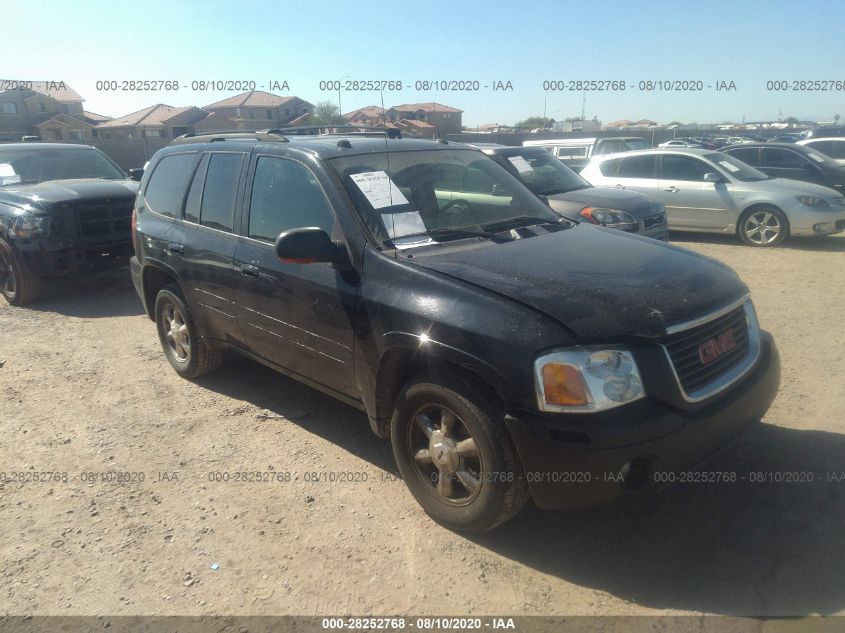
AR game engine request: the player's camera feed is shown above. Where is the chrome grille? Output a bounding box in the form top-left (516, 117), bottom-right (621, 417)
top-left (663, 299), bottom-right (759, 400)
top-left (641, 213), bottom-right (666, 229)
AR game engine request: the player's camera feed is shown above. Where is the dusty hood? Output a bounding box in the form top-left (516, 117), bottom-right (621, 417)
top-left (0, 179), bottom-right (139, 209)
top-left (408, 223), bottom-right (748, 340)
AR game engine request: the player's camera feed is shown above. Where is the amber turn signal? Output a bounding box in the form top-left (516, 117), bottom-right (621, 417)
top-left (541, 363), bottom-right (589, 406)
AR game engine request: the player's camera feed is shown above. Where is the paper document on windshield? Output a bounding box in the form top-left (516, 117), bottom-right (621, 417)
top-left (381, 210), bottom-right (427, 239)
top-left (507, 156), bottom-right (534, 173)
top-left (350, 171), bottom-right (409, 209)
top-left (0, 163), bottom-right (20, 185)
top-left (717, 160), bottom-right (740, 173)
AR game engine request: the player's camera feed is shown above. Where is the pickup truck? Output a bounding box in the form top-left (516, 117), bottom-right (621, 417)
top-left (523, 136), bottom-right (650, 171)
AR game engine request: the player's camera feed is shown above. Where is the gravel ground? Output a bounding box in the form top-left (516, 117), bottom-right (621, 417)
top-left (1, 233), bottom-right (844, 617)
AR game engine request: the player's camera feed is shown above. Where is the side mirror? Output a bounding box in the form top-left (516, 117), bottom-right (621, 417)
top-left (703, 172), bottom-right (723, 183)
top-left (537, 194), bottom-right (551, 206)
top-left (128, 168), bottom-right (144, 181)
top-left (275, 227), bottom-right (339, 264)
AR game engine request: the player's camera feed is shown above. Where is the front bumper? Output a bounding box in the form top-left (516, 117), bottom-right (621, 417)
top-left (506, 331), bottom-right (780, 508)
top-left (16, 238), bottom-right (133, 277)
top-left (787, 206), bottom-right (845, 236)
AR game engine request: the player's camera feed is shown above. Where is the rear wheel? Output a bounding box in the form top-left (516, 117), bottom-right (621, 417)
top-left (154, 284), bottom-right (222, 377)
top-left (0, 239), bottom-right (41, 306)
top-left (390, 371), bottom-right (530, 532)
top-left (738, 206), bottom-right (789, 247)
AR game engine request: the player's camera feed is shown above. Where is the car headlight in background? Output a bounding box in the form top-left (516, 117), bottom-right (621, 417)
top-left (534, 348), bottom-right (645, 413)
top-left (12, 214), bottom-right (49, 238)
top-left (579, 207), bottom-right (638, 230)
top-left (796, 195), bottom-right (831, 208)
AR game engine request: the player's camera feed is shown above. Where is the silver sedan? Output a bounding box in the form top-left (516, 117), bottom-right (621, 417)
top-left (580, 148), bottom-right (845, 246)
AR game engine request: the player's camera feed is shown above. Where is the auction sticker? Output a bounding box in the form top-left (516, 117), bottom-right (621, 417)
top-left (350, 171), bottom-right (409, 209)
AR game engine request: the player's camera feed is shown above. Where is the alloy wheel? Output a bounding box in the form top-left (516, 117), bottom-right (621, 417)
top-left (743, 211), bottom-right (783, 245)
top-left (408, 404), bottom-right (483, 505)
top-left (162, 303), bottom-right (190, 362)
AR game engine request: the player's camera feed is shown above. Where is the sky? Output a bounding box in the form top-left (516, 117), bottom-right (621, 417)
top-left (4, 0), bottom-right (845, 126)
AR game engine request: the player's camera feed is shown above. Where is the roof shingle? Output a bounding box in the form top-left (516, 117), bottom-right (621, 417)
top-left (204, 90), bottom-right (296, 108)
top-left (97, 104), bottom-right (201, 128)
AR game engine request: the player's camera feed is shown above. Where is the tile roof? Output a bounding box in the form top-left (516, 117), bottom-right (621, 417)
top-left (0, 80), bottom-right (83, 102)
top-left (390, 102), bottom-right (462, 113)
top-left (399, 119), bottom-right (436, 129)
top-left (97, 104), bottom-right (201, 128)
top-left (343, 105), bottom-right (385, 119)
top-left (204, 90), bottom-right (296, 108)
top-left (82, 110), bottom-right (112, 122)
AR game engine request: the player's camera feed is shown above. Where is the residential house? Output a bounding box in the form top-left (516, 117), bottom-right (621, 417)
top-left (202, 90), bottom-right (314, 131)
top-left (0, 80), bottom-right (84, 140)
top-left (604, 119), bottom-right (635, 130)
top-left (386, 102), bottom-right (463, 136)
top-left (95, 104), bottom-right (209, 140)
top-left (343, 105), bottom-right (386, 126)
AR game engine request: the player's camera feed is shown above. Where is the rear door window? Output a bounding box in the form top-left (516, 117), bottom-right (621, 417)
top-left (194, 153), bottom-right (245, 233)
top-left (144, 153), bottom-right (196, 218)
top-left (725, 147), bottom-right (760, 165)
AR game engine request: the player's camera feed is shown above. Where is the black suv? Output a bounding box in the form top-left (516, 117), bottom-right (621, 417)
top-left (721, 143), bottom-right (845, 193)
top-left (0, 143), bottom-right (139, 305)
top-left (474, 144), bottom-right (668, 239)
top-left (131, 131), bottom-right (780, 532)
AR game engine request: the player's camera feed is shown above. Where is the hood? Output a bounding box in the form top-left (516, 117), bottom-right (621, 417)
top-left (408, 223), bottom-right (747, 340)
top-left (757, 177), bottom-right (843, 198)
top-left (547, 187), bottom-right (659, 218)
top-left (0, 179), bottom-right (139, 209)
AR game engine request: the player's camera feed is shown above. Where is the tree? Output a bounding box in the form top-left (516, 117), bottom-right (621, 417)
top-left (668, 121), bottom-right (683, 126)
top-left (311, 101), bottom-right (346, 125)
top-left (514, 116), bottom-right (554, 129)
top-left (785, 116), bottom-right (799, 125)
top-left (835, 114), bottom-right (841, 125)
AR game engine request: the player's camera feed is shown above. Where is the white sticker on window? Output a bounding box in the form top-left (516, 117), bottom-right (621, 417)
top-left (381, 210), bottom-right (427, 239)
top-left (808, 152), bottom-right (826, 163)
top-left (507, 156), bottom-right (534, 173)
top-left (718, 160), bottom-right (740, 173)
top-left (0, 163), bottom-right (16, 177)
top-left (350, 171), bottom-right (409, 209)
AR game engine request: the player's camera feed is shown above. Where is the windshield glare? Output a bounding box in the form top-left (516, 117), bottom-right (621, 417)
top-left (0, 148), bottom-right (126, 186)
top-left (500, 150), bottom-right (590, 196)
top-left (705, 152), bottom-right (772, 181)
top-left (329, 149), bottom-right (561, 244)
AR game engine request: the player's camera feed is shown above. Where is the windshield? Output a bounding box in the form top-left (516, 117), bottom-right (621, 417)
top-left (498, 149), bottom-right (590, 195)
top-left (622, 138), bottom-right (650, 151)
top-left (329, 148), bottom-right (562, 245)
top-left (0, 147), bottom-right (126, 186)
top-left (705, 152), bottom-right (772, 181)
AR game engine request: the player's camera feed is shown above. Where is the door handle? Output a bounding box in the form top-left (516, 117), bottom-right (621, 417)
top-left (168, 244), bottom-right (185, 256)
top-left (663, 186), bottom-right (679, 193)
top-left (241, 263), bottom-right (260, 278)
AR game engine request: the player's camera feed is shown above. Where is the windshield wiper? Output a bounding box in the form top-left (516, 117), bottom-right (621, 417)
top-left (481, 215), bottom-right (561, 232)
top-left (392, 227), bottom-right (497, 243)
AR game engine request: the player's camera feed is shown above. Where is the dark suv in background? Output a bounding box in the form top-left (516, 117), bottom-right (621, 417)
top-left (721, 142), bottom-right (845, 193)
top-left (131, 130), bottom-right (779, 532)
top-left (475, 144), bottom-right (667, 239)
top-left (0, 143), bottom-right (138, 305)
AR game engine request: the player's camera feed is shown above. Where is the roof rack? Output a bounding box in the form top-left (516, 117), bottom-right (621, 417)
top-left (170, 130), bottom-right (289, 145)
top-left (260, 125), bottom-right (401, 139)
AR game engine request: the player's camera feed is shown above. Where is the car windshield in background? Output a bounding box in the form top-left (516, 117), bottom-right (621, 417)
top-left (705, 152), bottom-right (772, 181)
top-left (624, 138), bottom-right (650, 151)
top-left (0, 148), bottom-right (126, 186)
top-left (329, 149), bottom-right (562, 246)
top-left (502, 150), bottom-right (591, 196)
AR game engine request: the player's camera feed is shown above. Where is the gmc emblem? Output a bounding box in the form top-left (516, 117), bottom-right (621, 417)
top-left (698, 329), bottom-right (737, 365)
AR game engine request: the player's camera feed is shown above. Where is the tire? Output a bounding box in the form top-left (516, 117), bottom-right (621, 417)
top-left (154, 284), bottom-right (222, 378)
top-left (738, 206), bottom-right (789, 247)
top-left (390, 370), bottom-right (530, 533)
top-left (0, 239), bottom-right (41, 306)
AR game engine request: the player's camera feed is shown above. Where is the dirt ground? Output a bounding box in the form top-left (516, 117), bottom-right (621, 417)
top-left (1, 233), bottom-right (844, 618)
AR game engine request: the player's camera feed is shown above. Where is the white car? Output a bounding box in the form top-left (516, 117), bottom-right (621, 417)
top-left (797, 138), bottom-right (845, 165)
top-left (580, 148), bottom-right (845, 246)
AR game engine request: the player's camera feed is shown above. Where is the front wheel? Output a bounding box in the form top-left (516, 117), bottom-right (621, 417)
top-left (390, 371), bottom-right (530, 532)
top-left (154, 284), bottom-right (222, 378)
top-left (738, 206), bottom-right (789, 247)
top-left (0, 239), bottom-right (41, 306)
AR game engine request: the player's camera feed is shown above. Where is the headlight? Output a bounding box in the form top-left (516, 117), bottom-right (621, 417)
top-left (12, 214), bottom-right (49, 238)
top-left (579, 207), bottom-right (638, 230)
top-left (796, 195), bottom-right (830, 208)
top-left (534, 347), bottom-right (646, 413)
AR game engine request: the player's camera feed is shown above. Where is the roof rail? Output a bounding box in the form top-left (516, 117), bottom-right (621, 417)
top-left (169, 130), bottom-right (289, 145)
top-left (260, 125), bottom-right (402, 139)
